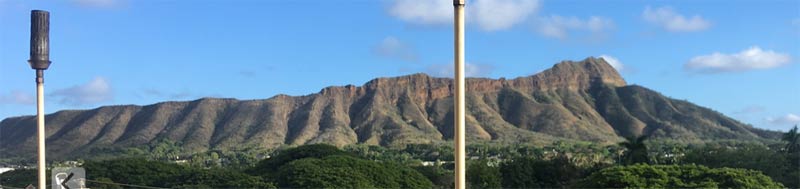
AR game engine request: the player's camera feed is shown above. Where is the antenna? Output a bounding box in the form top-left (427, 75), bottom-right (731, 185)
top-left (28, 10), bottom-right (51, 189)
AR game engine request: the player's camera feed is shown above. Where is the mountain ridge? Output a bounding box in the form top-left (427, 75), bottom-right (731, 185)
top-left (0, 57), bottom-right (780, 160)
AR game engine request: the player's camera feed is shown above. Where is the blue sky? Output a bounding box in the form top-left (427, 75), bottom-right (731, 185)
top-left (1, 0), bottom-right (798, 131)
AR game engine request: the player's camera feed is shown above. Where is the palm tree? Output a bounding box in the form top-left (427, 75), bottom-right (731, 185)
top-left (619, 135), bottom-right (649, 165)
top-left (783, 125), bottom-right (799, 153)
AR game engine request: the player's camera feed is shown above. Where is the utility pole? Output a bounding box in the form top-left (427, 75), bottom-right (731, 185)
top-left (453, 1), bottom-right (466, 189)
top-left (28, 10), bottom-right (51, 189)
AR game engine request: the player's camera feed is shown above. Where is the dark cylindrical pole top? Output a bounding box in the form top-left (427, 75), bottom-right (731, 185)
top-left (29, 10), bottom-right (51, 70)
top-left (453, 0), bottom-right (465, 6)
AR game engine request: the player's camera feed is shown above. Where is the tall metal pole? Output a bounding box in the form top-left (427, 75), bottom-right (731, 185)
top-left (29, 10), bottom-right (51, 189)
top-left (35, 70), bottom-right (45, 189)
top-left (453, 1), bottom-right (466, 189)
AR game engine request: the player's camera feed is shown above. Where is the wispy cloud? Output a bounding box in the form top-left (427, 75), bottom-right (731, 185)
top-left (388, 0), bottom-right (453, 26)
top-left (766, 113), bottom-right (800, 126)
top-left (425, 62), bottom-right (495, 78)
top-left (598, 55), bottom-right (624, 72)
top-left (71, 0), bottom-right (125, 8)
top-left (238, 71), bottom-right (257, 78)
top-left (373, 36), bottom-right (418, 62)
top-left (684, 46), bottom-right (791, 73)
top-left (732, 105), bottom-right (766, 115)
top-left (0, 90), bottom-right (35, 105)
top-left (533, 15), bottom-right (614, 40)
top-left (643, 6), bottom-right (710, 32)
top-left (388, 0), bottom-right (540, 31)
top-left (140, 88), bottom-right (198, 100)
top-left (388, 0), bottom-right (615, 40)
top-left (49, 77), bottom-right (113, 106)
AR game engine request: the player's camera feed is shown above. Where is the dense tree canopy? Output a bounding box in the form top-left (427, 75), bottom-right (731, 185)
top-left (83, 158), bottom-right (273, 188)
top-left (500, 156), bottom-right (588, 188)
top-left (243, 144), bottom-right (433, 189)
top-left (247, 144), bottom-right (353, 176)
top-left (4, 141), bottom-right (797, 189)
top-left (579, 164), bottom-right (783, 188)
top-left (683, 141), bottom-right (798, 188)
top-left (413, 165), bottom-right (454, 189)
top-left (273, 155), bottom-right (433, 188)
top-left (467, 160), bottom-right (501, 189)
top-left (0, 169), bottom-right (49, 188)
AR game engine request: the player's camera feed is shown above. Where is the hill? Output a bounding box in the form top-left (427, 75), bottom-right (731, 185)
top-left (0, 57), bottom-right (780, 160)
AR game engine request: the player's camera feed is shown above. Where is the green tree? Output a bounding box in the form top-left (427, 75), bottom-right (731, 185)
top-left (83, 158), bottom-right (272, 188)
top-left (274, 155), bottom-right (433, 189)
top-left (413, 165), bottom-right (453, 189)
top-left (783, 125), bottom-right (799, 153)
top-left (247, 144), bottom-right (353, 177)
top-left (619, 135), bottom-right (649, 165)
top-left (579, 164), bottom-right (783, 188)
top-left (467, 160), bottom-right (501, 189)
top-left (83, 158), bottom-right (188, 187)
top-left (90, 177), bottom-right (124, 189)
top-left (500, 156), bottom-right (585, 188)
top-left (683, 141), bottom-right (796, 188)
top-left (166, 168), bottom-right (274, 188)
top-left (0, 169), bottom-right (50, 188)
top-left (781, 125), bottom-right (800, 188)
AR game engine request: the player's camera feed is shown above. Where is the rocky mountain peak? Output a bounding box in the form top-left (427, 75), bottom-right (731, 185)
top-left (510, 57), bottom-right (626, 90)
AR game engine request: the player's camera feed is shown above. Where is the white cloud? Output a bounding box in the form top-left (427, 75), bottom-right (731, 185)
top-left (471, 0), bottom-right (540, 31)
top-left (534, 15), bottom-right (614, 39)
top-left (598, 55), bottom-right (624, 71)
top-left (389, 0), bottom-right (453, 25)
top-left (684, 46), bottom-right (791, 73)
top-left (0, 90), bottom-right (35, 105)
top-left (50, 77), bottom-right (113, 106)
top-left (426, 62), bottom-right (494, 77)
top-left (373, 36), bottom-right (418, 62)
top-left (388, 0), bottom-right (540, 31)
top-left (766, 113), bottom-right (800, 125)
top-left (643, 6), bottom-right (710, 32)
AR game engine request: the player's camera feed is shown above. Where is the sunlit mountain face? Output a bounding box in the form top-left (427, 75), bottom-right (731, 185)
top-left (0, 58), bottom-right (780, 160)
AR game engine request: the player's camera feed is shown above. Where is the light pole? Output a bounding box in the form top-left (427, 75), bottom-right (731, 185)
top-left (452, 1), bottom-right (466, 189)
top-left (28, 10), bottom-right (51, 189)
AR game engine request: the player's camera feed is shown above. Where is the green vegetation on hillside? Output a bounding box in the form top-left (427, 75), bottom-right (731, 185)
top-left (2, 136), bottom-right (797, 188)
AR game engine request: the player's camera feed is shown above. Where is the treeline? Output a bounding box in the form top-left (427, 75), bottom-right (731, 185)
top-left (1, 126), bottom-right (798, 188)
top-left (0, 144), bottom-right (433, 188)
top-left (0, 143), bottom-right (793, 188)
